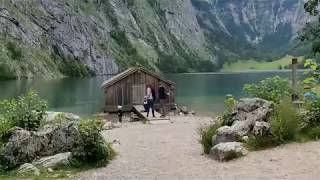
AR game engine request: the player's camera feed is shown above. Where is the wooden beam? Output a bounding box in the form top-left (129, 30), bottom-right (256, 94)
top-left (292, 57), bottom-right (299, 101)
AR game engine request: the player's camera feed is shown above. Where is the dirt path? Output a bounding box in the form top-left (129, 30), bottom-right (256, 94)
top-left (78, 116), bottom-right (320, 180)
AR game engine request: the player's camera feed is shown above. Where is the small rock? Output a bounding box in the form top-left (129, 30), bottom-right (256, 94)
top-left (94, 113), bottom-right (109, 120)
top-left (103, 121), bottom-right (122, 130)
top-left (253, 121), bottom-right (271, 136)
top-left (47, 168), bottom-right (54, 173)
top-left (45, 112), bottom-right (80, 122)
top-left (210, 142), bottom-right (248, 161)
top-left (242, 136), bottom-right (249, 142)
top-left (102, 121), bottom-right (113, 130)
top-left (113, 122), bottom-right (122, 128)
top-left (180, 106), bottom-right (189, 114)
top-left (32, 152), bottom-right (72, 169)
top-left (112, 139), bottom-right (120, 144)
top-left (17, 163), bottom-right (40, 176)
top-left (130, 114), bottom-right (140, 122)
top-left (190, 110), bottom-right (196, 115)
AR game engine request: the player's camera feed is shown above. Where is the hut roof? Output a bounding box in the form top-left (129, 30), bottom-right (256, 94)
top-left (101, 67), bottom-right (175, 88)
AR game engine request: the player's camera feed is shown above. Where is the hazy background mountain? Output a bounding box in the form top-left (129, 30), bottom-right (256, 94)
top-left (0, 0), bottom-right (312, 79)
top-left (192, 0), bottom-right (312, 64)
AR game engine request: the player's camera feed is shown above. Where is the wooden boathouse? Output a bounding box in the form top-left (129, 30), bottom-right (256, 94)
top-left (101, 67), bottom-right (175, 112)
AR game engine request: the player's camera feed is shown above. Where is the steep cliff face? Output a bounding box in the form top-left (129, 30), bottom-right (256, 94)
top-left (193, 0), bottom-right (311, 62)
top-left (0, 0), bottom-right (310, 79)
top-left (0, 0), bottom-right (215, 79)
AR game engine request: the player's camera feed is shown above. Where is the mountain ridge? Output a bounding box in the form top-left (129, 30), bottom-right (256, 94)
top-left (0, 0), bottom-right (311, 79)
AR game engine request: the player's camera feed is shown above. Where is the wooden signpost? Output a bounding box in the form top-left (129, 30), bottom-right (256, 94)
top-left (292, 58), bottom-right (299, 101)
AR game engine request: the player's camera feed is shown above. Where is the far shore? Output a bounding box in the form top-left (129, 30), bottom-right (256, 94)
top-left (174, 69), bottom-right (306, 75)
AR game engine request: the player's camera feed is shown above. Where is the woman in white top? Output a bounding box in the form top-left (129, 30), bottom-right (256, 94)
top-left (146, 86), bottom-right (155, 117)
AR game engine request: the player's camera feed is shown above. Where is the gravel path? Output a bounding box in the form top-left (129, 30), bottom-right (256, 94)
top-left (78, 116), bottom-right (320, 180)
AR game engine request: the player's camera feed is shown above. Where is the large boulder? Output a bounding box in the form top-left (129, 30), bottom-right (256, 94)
top-left (210, 142), bottom-right (248, 161)
top-left (209, 98), bottom-right (273, 162)
top-left (234, 98), bottom-right (272, 114)
top-left (229, 98), bottom-right (273, 136)
top-left (0, 123), bottom-right (81, 169)
top-left (32, 152), bottom-right (71, 169)
top-left (212, 126), bottom-right (238, 146)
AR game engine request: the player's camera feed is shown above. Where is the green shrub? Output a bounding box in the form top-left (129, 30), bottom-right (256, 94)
top-left (304, 96), bottom-right (320, 127)
top-left (0, 90), bottom-right (48, 131)
top-left (246, 135), bottom-right (279, 151)
top-left (243, 76), bottom-right (291, 103)
top-left (269, 98), bottom-right (300, 142)
top-left (297, 126), bottom-right (320, 141)
top-left (306, 126), bottom-right (320, 140)
top-left (0, 117), bottom-right (12, 147)
top-left (222, 94), bottom-right (237, 126)
top-left (72, 118), bottom-right (115, 166)
top-left (303, 59), bottom-right (319, 90)
top-left (199, 121), bottom-right (222, 154)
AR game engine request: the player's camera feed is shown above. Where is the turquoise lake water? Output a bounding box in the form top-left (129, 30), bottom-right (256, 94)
top-left (0, 71), bottom-right (298, 116)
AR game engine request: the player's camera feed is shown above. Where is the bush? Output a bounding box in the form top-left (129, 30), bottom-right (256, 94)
top-left (246, 135), bottom-right (279, 151)
top-left (303, 59), bottom-right (319, 90)
top-left (222, 94), bottom-right (237, 126)
top-left (243, 76), bottom-right (291, 103)
top-left (199, 121), bottom-right (222, 154)
top-left (0, 117), bottom-right (12, 148)
top-left (269, 98), bottom-right (300, 143)
top-left (72, 118), bottom-right (115, 166)
top-left (304, 96), bottom-right (320, 127)
top-left (0, 90), bottom-right (48, 131)
top-left (305, 126), bottom-right (320, 140)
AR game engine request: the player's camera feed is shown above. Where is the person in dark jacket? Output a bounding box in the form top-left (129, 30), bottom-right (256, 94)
top-left (117, 105), bottom-right (123, 123)
top-left (158, 82), bottom-right (167, 117)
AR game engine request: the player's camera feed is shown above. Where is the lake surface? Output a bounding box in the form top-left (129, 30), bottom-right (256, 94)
top-left (0, 71), bottom-right (298, 116)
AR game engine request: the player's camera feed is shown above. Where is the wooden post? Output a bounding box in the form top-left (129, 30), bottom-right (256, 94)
top-left (292, 58), bottom-right (299, 101)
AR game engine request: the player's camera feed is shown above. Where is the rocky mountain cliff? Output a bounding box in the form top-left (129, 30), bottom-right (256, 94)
top-left (0, 0), bottom-right (311, 79)
top-left (193, 0), bottom-right (311, 62)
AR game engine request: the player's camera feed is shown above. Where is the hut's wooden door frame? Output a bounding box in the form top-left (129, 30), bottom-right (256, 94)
top-left (132, 84), bottom-right (146, 105)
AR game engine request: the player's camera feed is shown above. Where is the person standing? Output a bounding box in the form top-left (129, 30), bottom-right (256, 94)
top-left (158, 82), bottom-right (167, 117)
top-left (146, 85), bottom-right (155, 117)
top-left (117, 105), bottom-right (123, 123)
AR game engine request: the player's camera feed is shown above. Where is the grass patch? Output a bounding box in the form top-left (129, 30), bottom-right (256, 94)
top-left (0, 167), bottom-right (75, 179)
top-left (270, 99), bottom-right (300, 143)
top-left (199, 121), bottom-right (222, 154)
top-left (222, 55), bottom-right (306, 72)
top-left (296, 126), bottom-right (320, 142)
